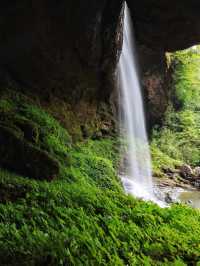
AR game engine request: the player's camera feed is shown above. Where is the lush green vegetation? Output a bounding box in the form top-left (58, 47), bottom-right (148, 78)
top-left (151, 47), bottom-right (200, 175)
top-left (0, 91), bottom-right (200, 265)
top-left (1, 168), bottom-right (200, 266)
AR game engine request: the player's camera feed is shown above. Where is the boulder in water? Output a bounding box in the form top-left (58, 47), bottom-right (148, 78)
top-left (186, 200), bottom-right (193, 205)
top-left (191, 180), bottom-right (200, 189)
top-left (193, 167), bottom-right (200, 178)
top-left (165, 192), bottom-right (173, 204)
top-left (180, 164), bottom-right (193, 179)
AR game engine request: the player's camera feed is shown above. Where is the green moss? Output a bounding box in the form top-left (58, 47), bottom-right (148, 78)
top-left (70, 139), bottom-right (122, 191)
top-left (0, 99), bottom-right (14, 112)
top-left (0, 91), bottom-right (200, 265)
top-left (0, 167), bottom-right (200, 265)
top-left (19, 103), bottom-right (72, 151)
top-left (0, 93), bottom-right (73, 180)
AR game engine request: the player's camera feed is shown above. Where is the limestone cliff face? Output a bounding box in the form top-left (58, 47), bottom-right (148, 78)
top-left (0, 0), bottom-right (200, 132)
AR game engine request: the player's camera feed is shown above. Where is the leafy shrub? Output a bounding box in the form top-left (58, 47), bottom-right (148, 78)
top-left (151, 47), bottom-right (200, 171)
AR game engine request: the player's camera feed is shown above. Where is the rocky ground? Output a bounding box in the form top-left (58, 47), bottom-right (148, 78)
top-left (160, 164), bottom-right (200, 189)
top-left (154, 164), bottom-right (200, 206)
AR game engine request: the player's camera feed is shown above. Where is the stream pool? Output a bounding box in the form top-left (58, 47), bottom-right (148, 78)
top-left (155, 182), bottom-right (200, 209)
top-left (178, 190), bottom-right (200, 208)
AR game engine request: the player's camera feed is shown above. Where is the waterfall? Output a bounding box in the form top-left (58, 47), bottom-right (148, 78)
top-left (118, 2), bottom-right (155, 201)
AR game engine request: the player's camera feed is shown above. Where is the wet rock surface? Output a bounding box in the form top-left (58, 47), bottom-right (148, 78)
top-left (154, 175), bottom-right (200, 207)
top-left (178, 165), bottom-right (200, 188)
top-left (155, 163), bottom-right (200, 198)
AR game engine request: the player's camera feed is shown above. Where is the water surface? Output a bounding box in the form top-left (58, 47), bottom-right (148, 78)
top-left (179, 190), bottom-right (200, 209)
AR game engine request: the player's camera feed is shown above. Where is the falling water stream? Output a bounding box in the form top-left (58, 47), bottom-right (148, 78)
top-left (118, 2), bottom-right (200, 208)
top-left (118, 2), bottom-right (157, 202)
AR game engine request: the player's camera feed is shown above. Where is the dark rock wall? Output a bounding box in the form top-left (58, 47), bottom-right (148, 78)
top-left (0, 0), bottom-right (124, 137)
top-left (128, 0), bottom-right (200, 52)
top-left (0, 0), bottom-right (123, 97)
top-left (138, 47), bottom-right (169, 129)
top-left (0, 0), bottom-right (200, 132)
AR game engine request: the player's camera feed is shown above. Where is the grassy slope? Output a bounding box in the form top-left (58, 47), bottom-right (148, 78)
top-left (151, 48), bottom-right (200, 176)
top-left (0, 92), bottom-right (200, 265)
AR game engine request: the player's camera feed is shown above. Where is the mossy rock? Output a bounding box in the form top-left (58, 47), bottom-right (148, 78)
top-left (0, 109), bottom-right (39, 144)
top-left (14, 116), bottom-right (39, 144)
top-left (0, 125), bottom-right (60, 180)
